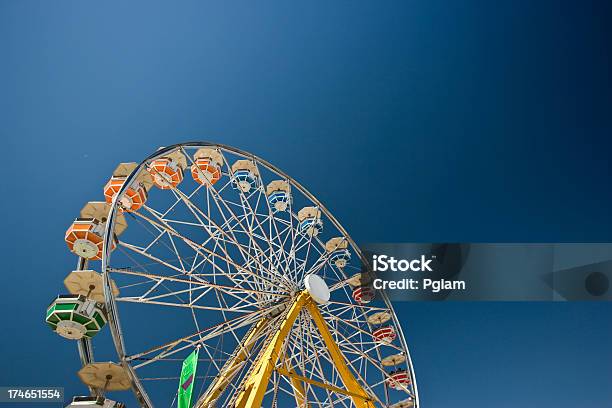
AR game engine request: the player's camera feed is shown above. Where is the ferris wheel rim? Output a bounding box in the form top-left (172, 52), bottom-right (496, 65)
top-left (98, 141), bottom-right (419, 408)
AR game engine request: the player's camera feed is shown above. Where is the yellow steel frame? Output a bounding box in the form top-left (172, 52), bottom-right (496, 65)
top-left (232, 291), bottom-right (375, 408)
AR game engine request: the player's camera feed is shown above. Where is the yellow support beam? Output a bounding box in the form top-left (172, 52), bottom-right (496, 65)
top-left (195, 318), bottom-right (268, 407)
top-left (233, 291), bottom-right (375, 408)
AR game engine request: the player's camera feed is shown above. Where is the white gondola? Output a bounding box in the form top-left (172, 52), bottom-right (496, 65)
top-left (66, 396), bottom-right (125, 408)
top-left (231, 160), bottom-right (259, 193)
top-left (266, 180), bottom-right (291, 212)
top-left (297, 206), bottom-right (323, 237)
top-left (325, 237), bottom-right (351, 268)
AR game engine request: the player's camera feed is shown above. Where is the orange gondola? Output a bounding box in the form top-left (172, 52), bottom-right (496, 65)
top-left (103, 163), bottom-right (153, 212)
top-left (191, 148), bottom-right (224, 186)
top-left (147, 150), bottom-right (187, 189)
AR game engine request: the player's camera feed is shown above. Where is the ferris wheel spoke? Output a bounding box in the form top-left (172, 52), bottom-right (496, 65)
top-left (128, 308), bottom-right (271, 368)
top-left (206, 210), bottom-right (292, 296)
top-left (235, 184), bottom-right (289, 288)
top-left (107, 268), bottom-right (284, 299)
top-left (118, 240), bottom-right (187, 274)
top-left (153, 186), bottom-right (271, 285)
top-left (328, 279), bottom-right (351, 293)
top-left (253, 194), bottom-right (304, 286)
top-left (114, 268), bottom-right (288, 312)
top-left (182, 148), bottom-right (293, 293)
top-left (113, 244), bottom-right (208, 308)
top-left (138, 204), bottom-right (255, 280)
top-left (186, 237), bottom-right (261, 294)
top-left (285, 211), bottom-right (336, 285)
top-left (216, 192), bottom-right (293, 291)
top-left (143, 188), bottom-right (263, 299)
top-left (116, 296), bottom-right (256, 314)
top-left (269, 219), bottom-right (297, 278)
top-left (277, 230), bottom-right (312, 285)
top-left (277, 328), bottom-right (310, 407)
top-left (123, 210), bottom-right (289, 292)
top-left (118, 284), bottom-right (239, 310)
top-left (116, 240), bottom-right (255, 298)
top-left (158, 180), bottom-right (206, 219)
top-left (301, 317), bottom-right (338, 404)
top-left (323, 300), bottom-right (390, 312)
top-left (259, 182), bottom-right (298, 281)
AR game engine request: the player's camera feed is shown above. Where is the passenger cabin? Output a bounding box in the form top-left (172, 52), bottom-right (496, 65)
top-left (103, 163), bottom-right (153, 212)
top-left (231, 159), bottom-right (259, 193)
top-left (45, 294), bottom-right (107, 340)
top-left (65, 202), bottom-right (127, 260)
top-left (372, 325), bottom-right (397, 344)
top-left (66, 396), bottom-right (125, 408)
top-left (191, 148), bottom-right (224, 186)
top-left (148, 149), bottom-right (188, 189)
top-left (297, 206), bottom-right (323, 237)
top-left (352, 285), bottom-right (375, 304)
top-left (386, 369), bottom-right (411, 390)
top-left (325, 237), bottom-right (351, 268)
top-left (266, 180), bottom-right (291, 212)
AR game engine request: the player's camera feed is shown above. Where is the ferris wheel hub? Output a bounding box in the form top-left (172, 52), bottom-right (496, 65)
top-left (304, 274), bottom-right (330, 305)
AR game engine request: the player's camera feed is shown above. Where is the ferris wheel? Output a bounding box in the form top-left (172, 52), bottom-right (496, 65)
top-left (47, 142), bottom-right (419, 408)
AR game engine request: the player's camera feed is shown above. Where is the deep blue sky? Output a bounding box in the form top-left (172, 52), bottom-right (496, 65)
top-left (1, 1), bottom-right (611, 407)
